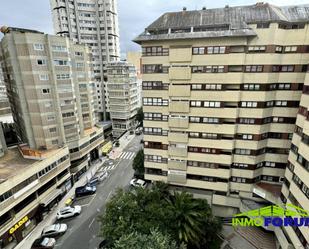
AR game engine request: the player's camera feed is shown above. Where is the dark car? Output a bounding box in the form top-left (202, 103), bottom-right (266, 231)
top-left (31, 238), bottom-right (56, 249)
top-left (75, 185), bottom-right (96, 198)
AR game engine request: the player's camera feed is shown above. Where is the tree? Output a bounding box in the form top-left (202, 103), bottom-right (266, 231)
top-left (112, 229), bottom-right (178, 249)
top-left (132, 149), bottom-right (144, 178)
top-left (98, 186), bottom-right (222, 249)
top-left (136, 107), bottom-right (144, 126)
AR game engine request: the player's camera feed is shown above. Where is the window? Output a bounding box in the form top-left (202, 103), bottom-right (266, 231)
top-left (42, 88), bottom-right (50, 94)
top-left (245, 65), bottom-right (263, 72)
top-left (243, 84), bottom-right (260, 90)
top-left (239, 118), bottom-right (255, 124)
top-left (49, 127), bottom-right (57, 133)
top-left (37, 59), bottom-right (47, 65)
top-left (205, 84), bottom-right (222, 90)
top-left (207, 46), bottom-right (226, 54)
top-left (56, 74), bottom-right (70, 80)
top-left (235, 149), bottom-right (251, 155)
top-left (54, 60), bottom-right (69, 66)
top-left (76, 63), bottom-right (84, 67)
top-left (39, 74), bottom-right (49, 81)
top-left (241, 101), bottom-right (258, 108)
top-left (47, 115), bottom-right (55, 121)
top-left (192, 66), bottom-right (224, 73)
top-left (248, 46), bottom-right (266, 52)
top-left (265, 162), bottom-right (276, 167)
top-left (241, 134), bottom-right (253, 140)
top-left (75, 51), bottom-right (83, 56)
top-left (204, 101), bottom-right (220, 108)
top-left (192, 47), bottom-right (205, 55)
top-left (257, 23), bottom-right (270, 29)
top-left (275, 101), bottom-right (287, 107)
top-left (272, 117), bottom-right (284, 123)
top-left (278, 83), bottom-right (291, 90)
top-left (142, 46), bottom-right (169, 56)
top-left (190, 101), bottom-right (202, 107)
top-left (284, 46), bottom-right (297, 52)
top-left (191, 84), bottom-right (202, 90)
top-left (275, 46), bottom-right (283, 53)
top-left (281, 65), bottom-right (294, 72)
top-left (143, 98), bottom-right (168, 106)
top-left (203, 117), bottom-right (219, 123)
top-left (34, 44), bottom-right (44, 51)
top-left (143, 64), bottom-right (168, 73)
top-left (189, 117), bottom-right (200, 123)
top-left (52, 45), bottom-right (67, 52)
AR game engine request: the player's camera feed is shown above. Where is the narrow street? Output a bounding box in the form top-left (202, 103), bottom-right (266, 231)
top-left (54, 134), bottom-right (142, 249)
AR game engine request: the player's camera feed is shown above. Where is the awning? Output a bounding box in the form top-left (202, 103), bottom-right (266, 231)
top-left (102, 141), bottom-right (112, 154)
top-left (40, 189), bottom-right (62, 206)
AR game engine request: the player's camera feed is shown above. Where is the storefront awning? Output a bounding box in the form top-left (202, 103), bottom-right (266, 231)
top-left (102, 141), bottom-right (112, 154)
top-left (40, 189), bottom-right (62, 206)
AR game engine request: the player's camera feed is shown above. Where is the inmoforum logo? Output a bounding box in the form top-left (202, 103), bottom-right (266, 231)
top-left (232, 204), bottom-right (309, 227)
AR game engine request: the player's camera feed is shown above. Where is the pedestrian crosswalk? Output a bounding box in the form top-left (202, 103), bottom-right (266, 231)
top-left (119, 151), bottom-right (135, 160)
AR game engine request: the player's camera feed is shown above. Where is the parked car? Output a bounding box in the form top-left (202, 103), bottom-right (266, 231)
top-left (96, 170), bottom-right (108, 181)
top-left (41, 223), bottom-right (67, 238)
top-left (130, 178), bottom-right (147, 188)
top-left (31, 237), bottom-right (56, 249)
top-left (129, 129), bottom-right (134, 134)
top-left (87, 177), bottom-right (100, 187)
top-left (75, 185), bottom-right (96, 197)
top-left (98, 239), bottom-right (108, 249)
top-left (56, 206), bottom-right (81, 220)
top-left (135, 128), bottom-right (142, 135)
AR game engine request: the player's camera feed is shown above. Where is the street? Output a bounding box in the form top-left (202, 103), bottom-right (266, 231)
top-left (54, 134), bottom-right (142, 249)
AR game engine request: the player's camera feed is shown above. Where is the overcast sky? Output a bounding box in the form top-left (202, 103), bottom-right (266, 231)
top-left (0, 0), bottom-right (308, 58)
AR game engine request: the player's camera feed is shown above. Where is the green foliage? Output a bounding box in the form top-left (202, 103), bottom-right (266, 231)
top-left (132, 149), bottom-right (144, 176)
top-left (136, 107), bottom-right (144, 125)
top-left (98, 183), bottom-right (222, 249)
top-left (112, 229), bottom-right (178, 249)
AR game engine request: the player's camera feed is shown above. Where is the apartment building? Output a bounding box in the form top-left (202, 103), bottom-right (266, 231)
top-left (127, 51), bottom-right (142, 108)
top-left (0, 26), bottom-right (104, 182)
top-left (50, 0), bottom-right (120, 120)
top-left (135, 3), bottom-right (309, 248)
top-left (0, 66), bottom-right (10, 116)
top-left (0, 146), bottom-right (71, 248)
top-left (106, 61), bottom-right (139, 138)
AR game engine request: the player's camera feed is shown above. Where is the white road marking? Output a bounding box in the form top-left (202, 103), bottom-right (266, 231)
top-left (107, 191), bottom-right (112, 199)
top-left (89, 218), bottom-right (95, 228)
top-left (128, 152), bottom-right (135, 160)
top-left (119, 151), bottom-right (135, 160)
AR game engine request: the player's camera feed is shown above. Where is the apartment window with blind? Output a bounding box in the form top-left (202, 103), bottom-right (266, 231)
top-left (207, 46), bottom-right (226, 54)
top-left (245, 65), bottom-right (263, 72)
top-left (192, 47), bottom-right (205, 54)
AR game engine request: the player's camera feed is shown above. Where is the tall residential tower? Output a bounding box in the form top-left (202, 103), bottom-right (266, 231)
top-left (50, 0), bottom-right (121, 120)
top-left (135, 3), bottom-right (309, 249)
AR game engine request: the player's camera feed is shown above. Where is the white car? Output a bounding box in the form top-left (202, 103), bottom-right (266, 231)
top-left (41, 223), bottom-right (67, 237)
top-left (130, 178), bottom-right (147, 188)
top-left (56, 206), bottom-right (81, 220)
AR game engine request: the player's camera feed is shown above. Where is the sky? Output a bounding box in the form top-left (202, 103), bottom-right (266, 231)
top-left (0, 0), bottom-right (308, 58)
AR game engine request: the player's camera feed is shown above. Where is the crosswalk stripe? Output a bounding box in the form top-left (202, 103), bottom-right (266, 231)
top-left (118, 151), bottom-right (135, 160)
top-left (128, 153), bottom-right (135, 160)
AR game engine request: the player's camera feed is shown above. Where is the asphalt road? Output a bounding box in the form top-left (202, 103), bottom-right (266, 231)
top-left (54, 134), bottom-right (143, 249)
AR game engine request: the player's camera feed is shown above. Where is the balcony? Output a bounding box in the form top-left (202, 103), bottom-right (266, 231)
top-left (168, 132), bottom-right (188, 143)
top-left (169, 101), bottom-right (190, 113)
top-left (167, 159), bottom-right (187, 170)
top-left (167, 170), bottom-right (187, 184)
top-left (169, 85), bottom-right (191, 97)
top-left (168, 116), bottom-right (189, 128)
top-left (169, 67), bottom-right (191, 80)
top-left (168, 146), bottom-right (187, 157)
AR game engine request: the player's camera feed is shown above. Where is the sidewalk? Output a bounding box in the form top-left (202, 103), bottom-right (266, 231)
top-left (109, 131), bottom-right (135, 159)
top-left (15, 158), bottom-right (105, 249)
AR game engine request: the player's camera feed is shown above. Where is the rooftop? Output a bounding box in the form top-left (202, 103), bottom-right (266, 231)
top-left (0, 145), bottom-right (65, 183)
top-left (134, 3), bottom-right (309, 43)
top-left (0, 147), bottom-right (35, 183)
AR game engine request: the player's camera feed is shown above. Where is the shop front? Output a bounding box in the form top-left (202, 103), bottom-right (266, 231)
top-left (0, 207), bottom-right (39, 248)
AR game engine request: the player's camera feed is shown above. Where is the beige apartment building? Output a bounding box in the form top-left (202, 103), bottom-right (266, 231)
top-left (0, 26), bottom-right (104, 181)
top-left (106, 61), bottom-right (140, 138)
top-left (50, 0), bottom-right (120, 120)
top-left (135, 3), bottom-right (309, 249)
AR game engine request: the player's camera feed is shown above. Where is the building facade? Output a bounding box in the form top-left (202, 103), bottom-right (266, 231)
top-left (106, 61), bottom-right (139, 138)
top-left (135, 3), bottom-right (309, 249)
top-left (0, 26), bottom-right (104, 182)
top-left (0, 146), bottom-right (71, 248)
top-left (50, 0), bottom-right (120, 120)
top-left (0, 66), bottom-right (10, 116)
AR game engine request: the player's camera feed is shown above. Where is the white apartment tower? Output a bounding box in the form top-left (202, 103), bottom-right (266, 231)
top-left (50, 0), bottom-right (121, 120)
top-left (106, 61), bottom-right (140, 138)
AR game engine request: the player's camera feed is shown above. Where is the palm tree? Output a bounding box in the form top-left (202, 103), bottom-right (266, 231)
top-left (167, 191), bottom-right (204, 247)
